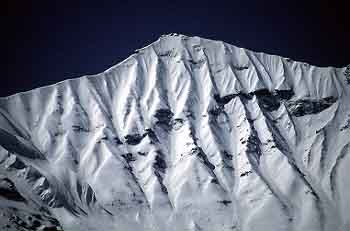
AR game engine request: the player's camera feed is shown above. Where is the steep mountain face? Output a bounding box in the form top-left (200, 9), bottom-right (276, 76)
top-left (0, 34), bottom-right (349, 231)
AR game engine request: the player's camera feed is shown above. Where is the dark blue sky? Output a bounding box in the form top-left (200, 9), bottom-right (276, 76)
top-left (3, 0), bottom-right (349, 97)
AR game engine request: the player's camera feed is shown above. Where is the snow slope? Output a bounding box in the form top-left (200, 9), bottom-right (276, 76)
top-left (0, 34), bottom-right (349, 231)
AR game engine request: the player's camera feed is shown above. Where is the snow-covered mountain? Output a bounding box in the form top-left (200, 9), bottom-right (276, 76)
top-left (1, 34), bottom-right (349, 231)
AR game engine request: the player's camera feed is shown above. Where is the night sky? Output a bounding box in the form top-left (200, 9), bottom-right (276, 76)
top-left (3, 0), bottom-right (349, 97)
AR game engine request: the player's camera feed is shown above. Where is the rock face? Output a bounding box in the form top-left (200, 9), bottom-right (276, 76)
top-left (0, 34), bottom-right (349, 231)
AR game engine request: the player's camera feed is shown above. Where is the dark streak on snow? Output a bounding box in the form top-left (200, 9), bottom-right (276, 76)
top-left (286, 96), bottom-right (337, 117)
top-left (0, 178), bottom-right (26, 202)
top-left (218, 200), bottom-right (232, 206)
top-left (240, 170), bottom-right (252, 177)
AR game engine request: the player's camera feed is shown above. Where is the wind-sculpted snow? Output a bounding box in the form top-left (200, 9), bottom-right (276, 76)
top-left (0, 34), bottom-right (349, 231)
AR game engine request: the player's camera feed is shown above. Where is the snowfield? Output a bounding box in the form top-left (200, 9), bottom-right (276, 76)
top-left (0, 34), bottom-right (349, 231)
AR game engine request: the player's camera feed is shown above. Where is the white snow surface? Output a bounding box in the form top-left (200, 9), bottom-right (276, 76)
top-left (0, 34), bottom-right (350, 231)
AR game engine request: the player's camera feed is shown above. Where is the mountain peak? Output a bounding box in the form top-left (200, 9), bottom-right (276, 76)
top-left (0, 35), bottom-right (350, 231)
